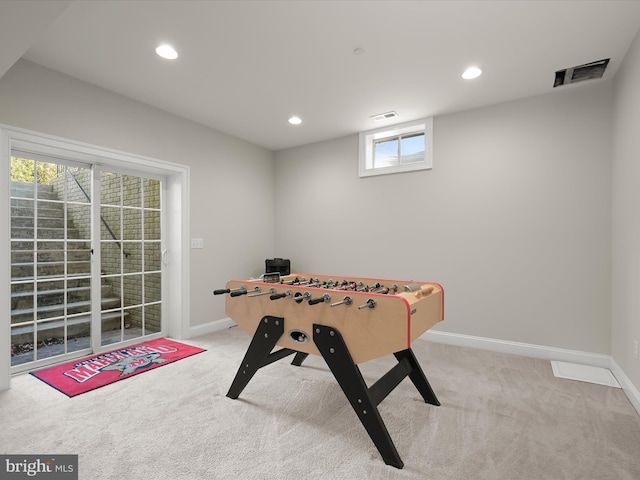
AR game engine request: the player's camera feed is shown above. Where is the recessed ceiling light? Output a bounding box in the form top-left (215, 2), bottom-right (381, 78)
top-left (288, 116), bottom-right (302, 125)
top-left (462, 66), bottom-right (482, 80)
top-left (156, 44), bottom-right (178, 60)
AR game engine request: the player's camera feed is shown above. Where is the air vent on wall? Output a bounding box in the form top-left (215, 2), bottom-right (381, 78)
top-left (371, 111), bottom-right (399, 122)
top-left (554, 58), bottom-right (610, 87)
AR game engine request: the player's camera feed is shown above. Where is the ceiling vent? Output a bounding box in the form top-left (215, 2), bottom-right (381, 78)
top-left (554, 58), bottom-right (610, 88)
top-left (371, 111), bottom-right (399, 122)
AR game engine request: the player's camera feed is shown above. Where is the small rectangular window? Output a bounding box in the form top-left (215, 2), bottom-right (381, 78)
top-left (400, 133), bottom-right (425, 164)
top-left (359, 118), bottom-right (432, 177)
top-left (373, 137), bottom-right (399, 168)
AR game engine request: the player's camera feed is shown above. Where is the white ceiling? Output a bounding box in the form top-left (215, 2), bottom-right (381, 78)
top-left (2, 0), bottom-right (640, 151)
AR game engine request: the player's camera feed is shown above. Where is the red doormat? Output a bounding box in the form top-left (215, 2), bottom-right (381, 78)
top-left (30, 338), bottom-right (205, 397)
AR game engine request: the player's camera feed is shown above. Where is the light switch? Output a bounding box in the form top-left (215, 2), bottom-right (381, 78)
top-left (191, 238), bottom-right (204, 249)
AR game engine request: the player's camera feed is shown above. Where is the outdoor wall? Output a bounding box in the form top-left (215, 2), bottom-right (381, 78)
top-left (0, 59), bottom-right (275, 330)
top-left (612, 28), bottom-right (640, 390)
top-left (275, 81), bottom-right (612, 355)
top-left (48, 169), bottom-right (163, 332)
top-left (97, 173), bottom-right (162, 331)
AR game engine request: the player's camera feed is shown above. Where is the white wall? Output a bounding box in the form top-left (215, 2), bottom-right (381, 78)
top-left (612, 29), bottom-right (640, 389)
top-left (0, 56), bottom-right (625, 384)
top-left (0, 59), bottom-right (275, 328)
top-left (275, 82), bottom-right (612, 354)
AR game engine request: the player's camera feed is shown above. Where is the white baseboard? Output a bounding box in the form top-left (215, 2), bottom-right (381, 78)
top-left (186, 321), bottom-right (640, 417)
top-left (422, 330), bottom-right (611, 366)
top-left (609, 358), bottom-right (640, 416)
top-left (422, 330), bottom-right (640, 417)
top-left (188, 317), bottom-right (236, 338)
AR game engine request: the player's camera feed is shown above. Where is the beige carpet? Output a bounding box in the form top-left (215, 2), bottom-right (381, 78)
top-left (1, 326), bottom-right (639, 480)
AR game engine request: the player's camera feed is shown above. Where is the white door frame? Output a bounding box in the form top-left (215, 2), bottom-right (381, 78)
top-left (0, 125), bottom-right (190, 391)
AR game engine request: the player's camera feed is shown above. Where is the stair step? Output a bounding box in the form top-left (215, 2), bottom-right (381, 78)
top-left (11, 203), bottom-right (65, 215)
top-left (11, 297), bottom-right (123, 324)
top-left (9, 179), bottom-right (141, 349)
top-left (11, 181), bottom-right (55, 197)
top-left (10, 273), bottom-right (91, 287)
top-left (11, 284), bottom-right (113, 297)
top-left (11, 260), bottom-right (91, 279)
top-left (11, 285), bottom-right (91, 309)
top-left (11, 287), bottom-right (89, 298)
top-left (11, 217), bottom-right (69, 228)
top-left (11, 259), bottom-right (91, 268)
top-left (11, 195), bottom-right (64, 204)
top-left (11, 278), bottom-right (93, 295)
top-left (11, 190), bottom-right (59, 201)
top-left (11, 249), bottom-right (91, 264)
top-left (10, 311), bottom-right (129, 344)
top-left (11, 284), bottom-right (114, 310)
top-left (11, 226), bottom-right (82, 240)
top-left (11, 240), bottom-right (90, 251)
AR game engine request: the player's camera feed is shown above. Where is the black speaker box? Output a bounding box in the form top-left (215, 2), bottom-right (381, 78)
top-left (265, 258), bottom-right (290, 276)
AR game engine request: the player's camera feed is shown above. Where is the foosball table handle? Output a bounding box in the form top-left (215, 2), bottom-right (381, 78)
top-left (270, 291), bottom-right (290, 300)
top-left (308, 294), bottom-right (331, 305)
top-left (214, 285), bottom-right (247, 296)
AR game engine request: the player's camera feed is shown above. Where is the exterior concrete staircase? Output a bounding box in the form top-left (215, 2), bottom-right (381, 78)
top-left (10, 181), bottom-right (125, 347)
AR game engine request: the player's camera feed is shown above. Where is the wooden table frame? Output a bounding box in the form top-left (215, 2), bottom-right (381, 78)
top-left (226, 314), bottom-right (440, 469)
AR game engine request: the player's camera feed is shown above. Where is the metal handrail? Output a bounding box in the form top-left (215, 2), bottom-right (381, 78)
top-left (67, 169), bottom-right (129, 258)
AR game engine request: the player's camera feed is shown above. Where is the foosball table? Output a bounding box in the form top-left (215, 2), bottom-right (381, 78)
top-left (213, 272), bottom-right (444, 469)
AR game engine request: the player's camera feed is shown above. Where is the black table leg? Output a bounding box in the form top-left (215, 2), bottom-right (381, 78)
top-left (291, 352), bottom-right (309, 366)
top-left (394, 349), bottom-right (440, 406)
top-left (313, 323), bottom-right (404, 469)
top-left (225, 318), bottom-right (441, 470)
top-left (226, 315), bottom-right (286, 399)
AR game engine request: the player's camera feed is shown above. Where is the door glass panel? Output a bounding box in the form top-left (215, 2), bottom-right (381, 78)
top-left (101, 243), bottom-right (122, 276)
top-left (10, 158), bottom-right (92, 368)
top-left (36, 319), bottom-right (65, 360)
top-left (11, 240), bottom-right (33, 279)
top-left (100, 170), bottom-right (163, 346)
top-left (145, 273), bottom-right (161, 303)
top-left (123, 175), bottom-right (141, 208)
top-left (124, 306), bottom-right (142, 340)
top-left (123, 209), bottom-right (141, 240)
top-left (9, 147), bottom-right (166, 373)
top-left (65, 166), bottom-right (91, 204)
top-left (67, 204), bottom-right (91, 240)
top-left (145, 242), bottom-right (161, 271)
top-left (100, 172), bottom-right (121, 206)
top-left (144, 210), bottom-right (161, 240)
top-left (124, 243), bottom-right (142, 274)
top-left (124, 272), bottom-right (143, 298)
top-left (144, 179), bottom-right (161, 209)
top-left (145, 303), bottom-right (162, 335)
top-left (11, 325), bottom-right (34, 366)
top-left (100, 206), bottom-right (121, 240)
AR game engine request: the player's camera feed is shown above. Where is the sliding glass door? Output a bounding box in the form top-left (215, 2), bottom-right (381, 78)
top-left (98, 170), bottom-right (163, 348)
top-left (10, 158), bottom-right (93, 369)
top-left (9, 153), bottom-right (166, 372)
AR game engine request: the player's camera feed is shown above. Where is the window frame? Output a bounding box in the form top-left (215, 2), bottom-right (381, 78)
top-left (359, 117), bottom-right (433, 178)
